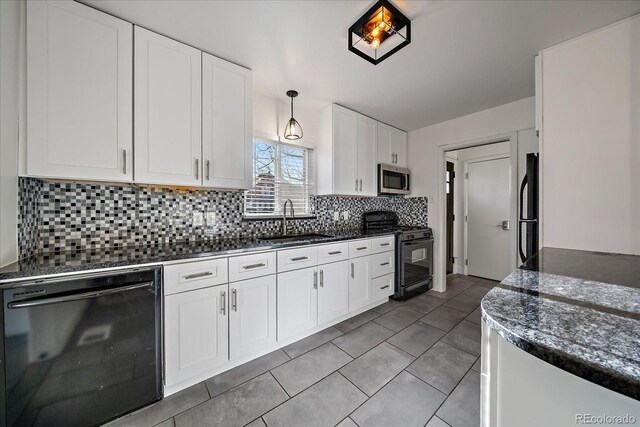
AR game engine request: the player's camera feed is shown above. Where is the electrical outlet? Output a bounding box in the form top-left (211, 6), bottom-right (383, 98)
top-left (192, 211), bottom-right (204, 227)
top-left (205, 211), bottom-right (216, 226)
top-left (333, 211), bottom-right (340, 221)
top-left (342, 211), bottom-right (349, 221)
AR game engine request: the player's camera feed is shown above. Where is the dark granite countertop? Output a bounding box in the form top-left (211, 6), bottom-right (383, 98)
top-left (0, 229), bottom-right (397, 284)
top-left (481, 247), bottom-right (640, 400)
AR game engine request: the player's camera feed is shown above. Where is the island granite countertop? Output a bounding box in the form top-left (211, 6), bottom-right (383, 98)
top-left (0, 229), bottom-right (397, 285)
top-left (481, 247), bottom-right (640, 400)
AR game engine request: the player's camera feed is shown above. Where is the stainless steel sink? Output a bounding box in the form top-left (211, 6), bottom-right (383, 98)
top-left (261, 233), bottom-right (333, 243)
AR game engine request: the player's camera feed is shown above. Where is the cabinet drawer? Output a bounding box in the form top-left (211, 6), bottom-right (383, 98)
top-left (349, 239), bottom-right (372, 258)
top-left (229, 251), bottom-right (276, 282)
top-left (277, 246), bottom-right (318, 273)
top-left (371, 251), bottom-right (395, 279)
top-left (164, 258), bottom-right (228, 295)
top-left (317, 242), bottom-right (349, 264)
top-left (372, 273), bottom-right (394, 301)
top-left (371, 235), bottom-right (395, 254)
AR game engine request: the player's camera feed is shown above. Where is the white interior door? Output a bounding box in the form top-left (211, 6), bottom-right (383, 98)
top-left (466, 157), bottom-right (511, 281)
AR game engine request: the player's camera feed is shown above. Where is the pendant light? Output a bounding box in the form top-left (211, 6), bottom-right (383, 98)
top-left (284, 90), bottom-right (303, 140)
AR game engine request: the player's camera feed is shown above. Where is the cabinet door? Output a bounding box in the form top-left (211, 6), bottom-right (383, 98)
top-left (165, 285), bottom-right (229, 387)
top-left (318, 261), bottom-right (349, 325)
top-left (357, 115), bottom-right (377, 196)
top-left (349, 256), bottom-right (372, 312)
top-left (371, 273), bottom-right (394, 301)
top-left (134, 26), bottom-right (202, 186)
top-left (229, 275), bottom-right (277, 360)
top-left (392, 128), bottom-right (408, 168)
top-left (202, 53), bottom-right (253, 189)
top-left (332, 105), bottom-right (358, 195)
top-left (376, 122), bottom-right (394, 165)
top-left (277, 267), bottom-right (318, 341)
top-left (26, 1), bottom-right (132, 182)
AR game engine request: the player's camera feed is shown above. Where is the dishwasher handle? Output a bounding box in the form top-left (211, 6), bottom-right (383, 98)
top-left (7, 281), bottom-right (154, 309)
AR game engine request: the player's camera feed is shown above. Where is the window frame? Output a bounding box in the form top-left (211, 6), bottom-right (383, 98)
top-left (243, 137), bottom-right (315, 219)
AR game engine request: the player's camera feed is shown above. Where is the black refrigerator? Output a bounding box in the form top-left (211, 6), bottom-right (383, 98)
top-left (518, 153), bottom-right (539, 263)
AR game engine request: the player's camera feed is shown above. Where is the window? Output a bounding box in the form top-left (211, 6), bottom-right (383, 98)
top-left (244, 138), bottom-right (314, 217)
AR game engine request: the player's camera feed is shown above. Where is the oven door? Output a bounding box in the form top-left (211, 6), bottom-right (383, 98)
top-left (378, 164), bottom-right (410, 195)
top-left (400, 238), bottom-right (434, 290)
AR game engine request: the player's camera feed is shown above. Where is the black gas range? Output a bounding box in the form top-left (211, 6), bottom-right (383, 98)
top-left (362, 211), bottom-right (434, 301)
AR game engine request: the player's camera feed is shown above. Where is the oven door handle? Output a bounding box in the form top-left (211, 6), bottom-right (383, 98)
top-left (7, 281), bottom-right (154, 309)
top-left (403, 238), bottom-right (434, 246)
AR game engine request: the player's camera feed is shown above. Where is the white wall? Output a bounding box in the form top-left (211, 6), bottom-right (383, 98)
top-left (540, 15), bottom-right (640, 255)
top-left (0, 0), bottom-right (21, 267)
top-left (408, 97), bottom-right (534, 289)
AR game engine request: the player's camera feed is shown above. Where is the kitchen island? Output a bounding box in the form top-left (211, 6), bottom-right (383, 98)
top-left (480, 248), bottom-right (640, 426)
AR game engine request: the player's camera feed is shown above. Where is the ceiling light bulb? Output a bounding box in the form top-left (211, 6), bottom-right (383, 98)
top-left (371, 38), bottom-right (380, 49)
top-left (372, 27), bottom-right (380, 37)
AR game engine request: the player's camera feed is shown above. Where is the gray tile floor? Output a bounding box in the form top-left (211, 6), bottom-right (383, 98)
top-left (108, 274), bottom-right (496, 427)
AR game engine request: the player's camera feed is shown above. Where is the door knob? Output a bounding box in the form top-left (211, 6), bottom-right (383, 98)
top-left (497, 220), bottom-right (510, 231)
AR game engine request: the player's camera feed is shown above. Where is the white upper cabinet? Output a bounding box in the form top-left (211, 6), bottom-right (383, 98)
top-left (134, 26), bottom-right (202, 186)
top-left (329, 105), bottom-right (358, 195)
top-left (317, 104), bottom-right (377, 196)
top-left (26, 0), bottom-right (133, 182)
top-left (377, 122), bottom-right (407, 167)
top-left (357, 115), bottom-right (377, 196)
top-left (391, 127), bottom-right (408, 168)
top-left (202, 53), bottom-right (253, 189)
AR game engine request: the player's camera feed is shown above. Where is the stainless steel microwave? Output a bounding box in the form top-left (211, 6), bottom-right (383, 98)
top-left (378, 163), bottom-right (410, 195)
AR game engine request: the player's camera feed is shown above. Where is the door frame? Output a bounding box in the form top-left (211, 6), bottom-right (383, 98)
top-left (463, 154), bottom-right (511, 277)
top-left (434, 132), bottom-right (518, 292)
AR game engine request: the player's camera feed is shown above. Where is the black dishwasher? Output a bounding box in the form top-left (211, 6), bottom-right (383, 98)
top-left (2, 267), bottom-right (163, 426)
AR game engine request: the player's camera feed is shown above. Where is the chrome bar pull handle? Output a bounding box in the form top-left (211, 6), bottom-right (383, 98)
top-left (122, 149), bottom-right (127, 174)
top-left (220, 291), bottom-right (226, 315)
top-left (355, 179), bottom-right (358, 192)
top-left (232, 288), bottom-right (237, 311)
top-left (243, 263), bottom-right (266, 270)
top-left (380, 285), bottom-right (390, 290)
top-left (328, 251), bottom-right (342, 255)
top-left (206, 160), bottom-right (210, 181)
top-left (184, 271), bottom-right (213, 280)
top-left (320, 270), bottom-right (324, 287)
top-left (313, 271), bottom-right (318, 289)
top-left (195, 158), bottom-right (199, 180)
top-left (351, 263), bottom-right (354, 278)
top-left (380, 262), bottom-right (390, 266)
top-left (291, 256), bottom-right (309, 262)
top-left (359, 179), bottom-right (362, 192)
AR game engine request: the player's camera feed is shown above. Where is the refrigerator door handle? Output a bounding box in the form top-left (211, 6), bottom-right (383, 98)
top-left (519, 173), bottom-right (528, 221)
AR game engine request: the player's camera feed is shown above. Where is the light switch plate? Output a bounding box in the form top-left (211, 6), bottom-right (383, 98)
top-left (206, 211), bottom-right (216, 225)
top-left (192, 211), bottom-right (204, 226)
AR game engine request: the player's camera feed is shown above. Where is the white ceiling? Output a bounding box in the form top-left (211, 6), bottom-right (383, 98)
top-left (82, 0), bottom-right (640, 131)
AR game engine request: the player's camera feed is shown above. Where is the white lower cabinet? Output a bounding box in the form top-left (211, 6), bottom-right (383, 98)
top-left (277, 260), bottom-right (349, 340)
top-left (229, 275), bottom-right (277, 361)
top-left (277, 267), bottom-right (318, 341)
top-left (371, 273), bottom-right (394, 301)
top-left (318, 261), bottom-right (349, 325)
top-left (349, 256), bottom-right (372, 311)
top-left (163, 236), bottom-right (396, 395)
top-left (165, 285), bottom-right (228, 387)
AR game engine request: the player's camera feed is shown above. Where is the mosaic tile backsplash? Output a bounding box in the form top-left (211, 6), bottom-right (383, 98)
top-left (18, 177), bottom-right (428, 258)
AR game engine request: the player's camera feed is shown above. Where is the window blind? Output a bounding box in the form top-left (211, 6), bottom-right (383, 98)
top-left (244, 138), bottom-right (314, 216)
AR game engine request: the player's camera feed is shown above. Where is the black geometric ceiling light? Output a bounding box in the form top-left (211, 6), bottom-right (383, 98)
top-left (348, 0), bottom-right (411, 65)
top-left (284, 90), bottom-right (303, 140)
